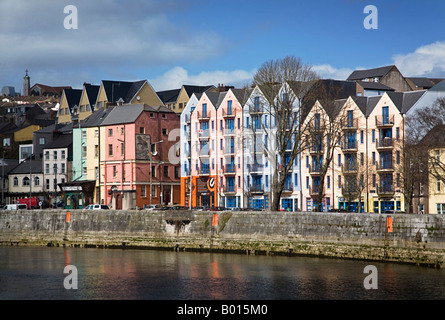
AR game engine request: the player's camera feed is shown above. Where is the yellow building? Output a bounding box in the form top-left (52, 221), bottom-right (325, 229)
top-left (157, 85), bottom-right (216, 114)
top-left (57, 89), bottom-right (82, 124)
top-left (95, 80), bottom-right (164, 109)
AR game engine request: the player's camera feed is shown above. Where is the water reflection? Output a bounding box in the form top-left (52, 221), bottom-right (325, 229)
top-left (0, 246), bottom-right (444, 300)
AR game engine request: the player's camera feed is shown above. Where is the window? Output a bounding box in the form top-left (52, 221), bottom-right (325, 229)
top-left (53, 164), bottom-right (57, 174)
top-left (108, 144), bottom-right (113, 156)
top-left (45, 164), bottom-right (50, 174)
top-left (227, 100), bottom-right (232, 115)
top-left (372, 152), bottom-right (376, 165)
top-left (152, 165), bottom-right (156, 178)
top-left (46, 179), bottom-right (50, 190)
top-left (83, 167), bottom-right (87, 175)
top-left (162, 128), bottom-right (167, 135)
top-left (121, 143), bottom-right (124, 156)
top-left (108, 129), bottom-right (113, 136)
top-left (61, 150), bottom-right (66, 160)
top-left (140, 127), bottom-right (145, 134)
top-left (164, 166), bottom-right (168, 177)
top-left (151, 185), bottom-right (157, 197)
top-left (13, 177), bottom-right (18, 187)
top-left (39, 137), bottom-right (45, 145)
top-left (327, 176), bottom-right (330, 189)
top-left (396, 127), bottom-right (400, 140)
top-left (338, 154), bottom-right (341, 166)
top-left (34, 176), bottom-right (40, 186)
top-left (113, 166), bottom-right (117, 177)
top-left (95, 145), bottom-right (99, 158)
top-left (306, 176), bottom-right (309, 189)
top-left (372, 129), bottom-right (375, 142)
top-left (61, 163), bottom-right (66, 174)
top-left (82, 130), bottom-right (87, 139)
top-left (372, 174), bottom-right (376, 188)
top-left (141, 185), bottom-right (146, 197)
top-left (82, 146), bottom-right (87, 158)
top-left (175, 166), bottom-right (179, 179)
top-left (437, 180), bottom-right (441, 192)
top-left (45, 151), bottom-right (49, 160)
top-left (396, 151), bottom-right (400, 164)
top-left (53, 151), bottom-right (57, 160)
top-left (360, 130), bottom-right (364, 144)
top-left (121, 127), bottom-right (124, 135)
top-left (338, 175), bottom-right (342, 188)
top-left (23, 177), bottom-right (30, 186)
top-left (437, 203), bottom-right (445, 214)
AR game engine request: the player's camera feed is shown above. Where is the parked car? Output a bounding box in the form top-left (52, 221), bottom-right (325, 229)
top-left (4, 204), bottom-right (28, 210)
top-left (144, 204), bottom-right (162, 211)
top-left (84, 204), bottom-right (110, 210)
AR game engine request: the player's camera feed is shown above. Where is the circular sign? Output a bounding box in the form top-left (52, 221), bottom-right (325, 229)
top-left (39, 201), bottom-right (43, 206)
top-left (207, 177), bottom-right (216, 192)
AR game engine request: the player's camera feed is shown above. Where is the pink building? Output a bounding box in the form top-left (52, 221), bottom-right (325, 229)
top-left (101, 104), bottom-right (180, 209)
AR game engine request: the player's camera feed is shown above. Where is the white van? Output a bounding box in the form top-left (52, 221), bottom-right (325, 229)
top-left (5, 204), bottom-right (28, 210)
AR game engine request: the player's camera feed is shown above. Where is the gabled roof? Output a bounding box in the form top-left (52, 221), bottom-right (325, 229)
top-left (9, 158), bottom-right (43, 174)
top-left (83, 83), bottom-right (100, 109)
top-left (204, 91), bottom-right (225, 109)
top-left (420, 124), bottom-right (445, 148)
top-left (99, 103), bottom-right (173, 126)
top-left (31, 83), bottom-right (72, 96)
top-left (101, 80), bottom-right (146, 105)
top-left (182, 85), bottom-right (215, 98)
top-left (78, 106), bottom-right (115, 128)
top-left (42, 133), bottom-right (72, 150)
top-left (156, 89), bottom-right (181, 104)
top-left (347, 65), bottom-right (396, 81)
top-left (231, 88), bottom-right (252, 106)
top-left (386, 90), bottom-right (426, 113)
top-left (357, 80), bottom-right (395, 91)
top-left (63, 89), bottom-right (82, 112)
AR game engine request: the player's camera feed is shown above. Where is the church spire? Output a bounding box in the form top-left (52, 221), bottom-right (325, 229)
top-left (23, 69), bottom-right (30, 96)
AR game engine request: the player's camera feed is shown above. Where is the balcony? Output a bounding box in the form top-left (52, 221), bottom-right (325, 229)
top-left (376, 162), bottom-right (394, 173)
top-left (376, 138), bottom-right (394, 150)
top-left (185, 128), bottom-right (191, 141)
top-left (342, 164), bottom-right (357, 174)
top-left (309, 145), bottom-right (324, 155)
top-left (224, 146), bottom-right (235, 155)
top-left (223, 185), bottom-right (236, 194)
top-left (309, 164), bottom-right (322, 175)
top-left (375, 114), bottom-right (395, 128)
top-left (223, 163), bottom-right (236, 175)
top-left (223, 128), bottom-right (236, 136)
top-left (250, 183), bottom-right (264, 194)
top-left (249, 105), bottom-right (264, 115)
top-left (309, 186), bottom-right (320, 196)
top-left (198, 148), bottom-right (209, 158)
top-left (198, 130), bottom-right (210, 140)
top-left (341, 141), bottom-right (358, 152)
top-left (378, 184), bottom-right (395, 195)
top-left (223, 109), bottom-right (236, 118)
top-left (248, 163), bottom-right (264, 174)
top-left (197, 111), bottom-right (211, 121)
top-left (283, 182), bottom-right (293, 193)
top-left (342, 118), bottom-right (358, 130)
top-left (199, 167), bottom-right (210, 176)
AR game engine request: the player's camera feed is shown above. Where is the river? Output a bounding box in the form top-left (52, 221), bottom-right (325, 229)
top-left (0, 246), bottom-right (444, 300)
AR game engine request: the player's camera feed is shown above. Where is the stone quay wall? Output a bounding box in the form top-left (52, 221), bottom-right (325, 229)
top-left (1, 210), bottom-right (445, 267)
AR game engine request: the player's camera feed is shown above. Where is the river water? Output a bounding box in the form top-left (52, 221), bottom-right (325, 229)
top-left (0, 246), bottom-right (444, 300)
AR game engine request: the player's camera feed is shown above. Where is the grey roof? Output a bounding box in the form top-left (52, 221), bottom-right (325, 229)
top-left (63, 89), bottom-right (83, 112)
top-left (99, 104), bottom-right (174, 126)
top-left (357, 81), bottom-right (395, 91)
top-left (34, 122), bottom-right (73, 134)
top-left (232, 88), bottom-right (252, 106)
top-left (42, 133), bottom-right (72, 150)
top-left (365, 96), bottom-right (381, 116)
top-left (78, 107), bottom-right (115, 128)
top-left (386, 91), bottom-right (426, 113)
top-left (0, 159), bottom-right (19, 176)
top-left (101, 80), bottom-right (146, 104)
top-left (420, 124), bottom-right (445, 148)
top-left (156, 89), bottom-right (181, 104)
top-left (347, 65), bottom-right (395, 81)
top-left (83, 83), bottom-right (100, 109)
top-left (182, 85), bottom-right (215, 97)
top-left (205, 92), bottom-right (225, 109)
top-left (9, 158), bottom-right (43, 174)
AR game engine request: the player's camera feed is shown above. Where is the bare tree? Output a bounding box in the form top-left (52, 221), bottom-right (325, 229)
top-left (250, 56), bottom-right (319, 211)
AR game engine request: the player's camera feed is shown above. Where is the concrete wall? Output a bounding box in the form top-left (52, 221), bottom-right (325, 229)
top-left (1, 210), bottom-right (445, 267)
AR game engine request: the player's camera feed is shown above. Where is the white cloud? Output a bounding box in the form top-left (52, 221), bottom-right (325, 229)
top-left (0, 0), bottom-right (225, 88)
top-left (393, 41), bottom-right (445, 77)
top-left (312, 64), bottom-right (353, 80)
top-left (150, 66), bottom-right (256, 91)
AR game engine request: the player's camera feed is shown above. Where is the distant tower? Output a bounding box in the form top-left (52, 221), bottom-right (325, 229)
top-left (23, 69), bottom-right (30, 96)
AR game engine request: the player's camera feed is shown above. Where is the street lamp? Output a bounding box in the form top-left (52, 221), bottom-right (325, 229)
top-left (149, 140), bottom-right (163, 205)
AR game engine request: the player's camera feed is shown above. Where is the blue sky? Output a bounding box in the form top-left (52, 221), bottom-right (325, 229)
top-left (1, 0), bottom-right (445, 92)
